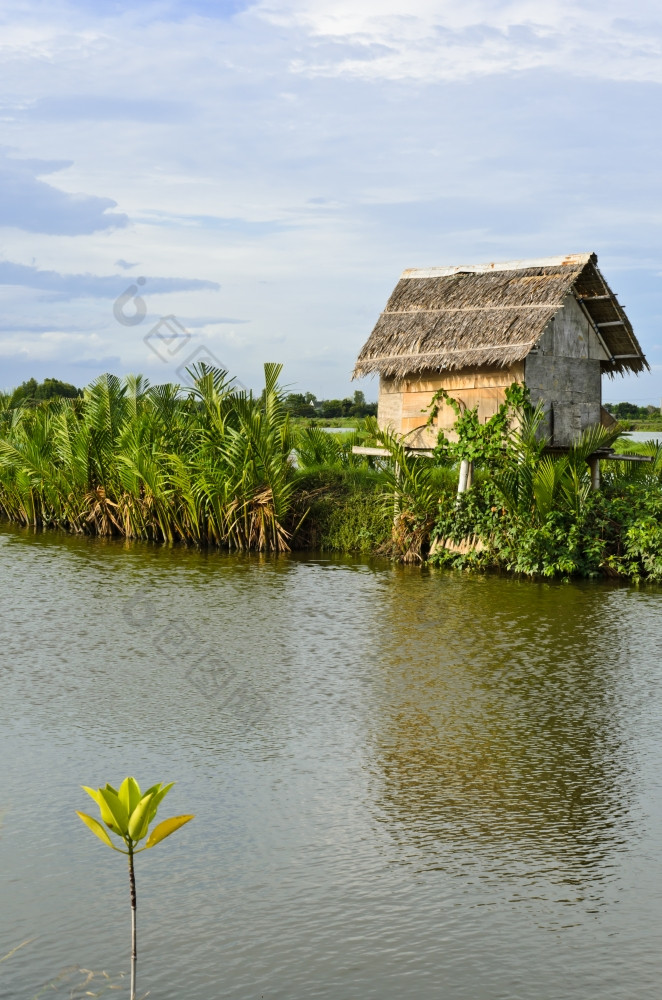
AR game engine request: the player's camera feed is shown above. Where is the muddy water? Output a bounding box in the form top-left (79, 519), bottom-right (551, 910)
top-left (1, 522), bottom-right (661, 999)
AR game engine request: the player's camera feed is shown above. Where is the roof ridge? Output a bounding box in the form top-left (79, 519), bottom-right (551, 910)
top-left (383, 304), bottom-right (559, 313)
top-left (401, 253), bottom-right (596, 279)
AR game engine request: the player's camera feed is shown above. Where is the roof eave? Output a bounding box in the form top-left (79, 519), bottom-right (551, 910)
top-left (572, 261), bottom-right (648, 373)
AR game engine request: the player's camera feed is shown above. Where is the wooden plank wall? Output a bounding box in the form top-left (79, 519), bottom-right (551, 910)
top-left (378, 363), bottom-right (525, 448)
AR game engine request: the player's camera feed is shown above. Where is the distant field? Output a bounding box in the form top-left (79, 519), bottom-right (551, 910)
top-left (628, 419), bottom-right (662, 431)
top-left (289, 416), bottom-right (362, 428)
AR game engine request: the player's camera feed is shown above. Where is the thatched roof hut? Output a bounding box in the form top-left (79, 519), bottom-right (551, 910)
top-left (354, 253), bottom-right (646, 380)
top-left (354, 253), bottom-right (648, 449)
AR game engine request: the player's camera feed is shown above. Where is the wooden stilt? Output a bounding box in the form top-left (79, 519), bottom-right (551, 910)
top-left (393, 461), bottom-right (401, 525)
top-left (588, 455), bottom-right (600, 491)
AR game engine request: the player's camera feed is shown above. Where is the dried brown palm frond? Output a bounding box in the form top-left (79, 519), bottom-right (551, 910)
top-left (84, 487), bottom-right (123, 535)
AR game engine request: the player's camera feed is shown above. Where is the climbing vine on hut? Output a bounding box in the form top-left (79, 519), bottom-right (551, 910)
top-left (425, 382), bottom-right (538, 468)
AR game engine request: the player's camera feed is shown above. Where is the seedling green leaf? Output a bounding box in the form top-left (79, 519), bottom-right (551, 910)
top-left (98, 787), bottom-right (129, 835)
top-left (76, 811), bottom-right (118, 850)
top-left (145, 814), bottom-right (194, 848)
top-left (82, 785), bottom-right (121, 834)
top-left (127, 792), bottom-right (155, 842)
top-left (119, 776), bottom-right (142, 815)
top-left (147, 782), bottom-right (174, 822)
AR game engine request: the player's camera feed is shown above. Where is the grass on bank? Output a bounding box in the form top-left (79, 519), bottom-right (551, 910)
top-left (628, 420), bottom-right (662, 431)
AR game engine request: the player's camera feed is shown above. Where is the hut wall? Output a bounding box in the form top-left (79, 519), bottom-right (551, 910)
top-left (524, 294), bottom-right (605, 446)
top-left (376, 295), bottom-right (608, 450)
top-left (378, 363), bottom-right (525, 449)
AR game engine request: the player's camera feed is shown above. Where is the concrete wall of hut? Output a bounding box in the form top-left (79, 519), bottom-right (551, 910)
top-left (524, 293), bottom-right (607, 447)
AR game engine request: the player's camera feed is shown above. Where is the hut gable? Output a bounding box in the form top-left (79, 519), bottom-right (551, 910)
top-left (353, 253), bottom-right (647, 380)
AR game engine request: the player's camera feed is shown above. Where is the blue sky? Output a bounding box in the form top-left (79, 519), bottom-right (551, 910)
top-left (0, 0), bottom-right (661, 402)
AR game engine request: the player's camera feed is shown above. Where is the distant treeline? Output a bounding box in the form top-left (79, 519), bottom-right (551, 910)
top-left (5, 379), bottom-right (376, 419)
top-left (10, 381), bottom-right (657, 423)
top-left (604, 401), bottom-right (661, 420)
top-left (282, 391), bottom-right (376, 418)
top-left (8, 378), bottom-right (82, 407)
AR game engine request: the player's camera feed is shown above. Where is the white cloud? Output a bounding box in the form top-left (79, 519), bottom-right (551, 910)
top-left (257, 0), bottom-right (662, 83)
top-left (0, 0), bottom-right (659, 398)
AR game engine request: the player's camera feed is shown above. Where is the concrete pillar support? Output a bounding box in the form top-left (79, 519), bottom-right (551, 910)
top-left (457, 459), bottom-right (472, 495)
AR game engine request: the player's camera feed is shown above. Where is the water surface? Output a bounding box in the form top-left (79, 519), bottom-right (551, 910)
top-left (1, 523), bottom-right (661, 999)
top-left (622, 431), bottom-right (662, 443)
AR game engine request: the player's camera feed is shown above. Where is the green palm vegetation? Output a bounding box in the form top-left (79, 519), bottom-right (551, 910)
top-left (606, 437), bottom-right (662, 481)
top-left (0, 364), bottom-right (298, 551)
top-left (363, 383), bottom-right (662, 578)
top-left (294, 423), bottom-right (372, 470)
top-left (0, 364), bottom-right (390, 553)
top-left (365, 417), bottom-right (450, 561)
top-left (77, 777), bottom-right (193, 1000)
top-left (492, 420), bottom-right (623, 523)
top-left (428, 404), bottom-right (662, 578)
top-left (3, 365), bottom-right (662, 576)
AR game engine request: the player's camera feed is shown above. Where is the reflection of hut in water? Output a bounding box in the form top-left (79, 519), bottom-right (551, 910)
top-left (368, 579), bottom-right (633, 877)
top-left (354, 253), bottom-right (648, 450)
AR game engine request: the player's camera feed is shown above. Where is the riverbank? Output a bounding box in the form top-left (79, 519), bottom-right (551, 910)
top-left (2, 464), bottom-right (661, 581)
top-left (1, 368), bottom-right (662, 581)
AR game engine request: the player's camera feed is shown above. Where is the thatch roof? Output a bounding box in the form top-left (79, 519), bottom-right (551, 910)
top-left (353, 253), bottom-right (647, 379)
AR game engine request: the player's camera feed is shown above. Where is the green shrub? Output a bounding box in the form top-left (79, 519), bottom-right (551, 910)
top-left (290, 467), bottom-right (391, 552)
top-left (430, 480), bottom-right (662, 581)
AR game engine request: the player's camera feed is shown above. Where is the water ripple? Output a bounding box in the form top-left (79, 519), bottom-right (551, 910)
top-left (0, 524), bottom-right (661, 998)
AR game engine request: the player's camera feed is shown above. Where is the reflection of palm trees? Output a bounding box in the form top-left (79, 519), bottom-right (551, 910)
top-left (368, 575), bottom-right (634, 879)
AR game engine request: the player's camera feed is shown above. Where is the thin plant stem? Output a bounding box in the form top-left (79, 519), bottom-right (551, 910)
top-left (128, 846), bottom-right (137, 1000)
top-left (0, 938), bottom-right (35, 963)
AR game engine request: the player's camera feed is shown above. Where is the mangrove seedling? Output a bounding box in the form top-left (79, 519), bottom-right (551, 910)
top-left (77, 777), bottom-right (194, 1000)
